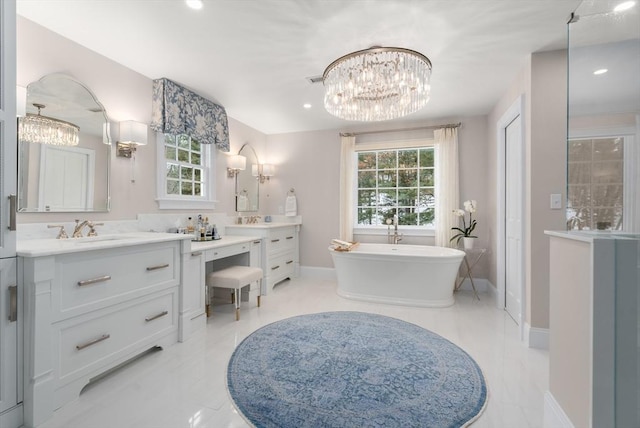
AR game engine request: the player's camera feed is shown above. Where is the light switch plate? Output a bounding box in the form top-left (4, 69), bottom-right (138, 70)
top-left (550, 193), bottom-right (562, 209)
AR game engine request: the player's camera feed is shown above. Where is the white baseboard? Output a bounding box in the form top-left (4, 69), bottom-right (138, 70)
top-left (299, 266), bottom-right (336, 281)
top-left (525, 322), bottom-right (549, 349)
top-left (544, 391), bottom-right (575, 428)
top-left (457, 278), bottom-right (491, 294)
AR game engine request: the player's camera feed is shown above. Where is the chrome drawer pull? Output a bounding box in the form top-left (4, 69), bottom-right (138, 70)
top-left (146, 263), bottom-right (169, 271)
top-left (253, 240), bottom-right (261, 244)
top-left (78, 275), bottom-right (111, 287)
top-left (8, 285), bottom-right (17, 322)
top-left (286, 260), bottom-right (294, 265)
top-left (76, 334), bottom-right (110, 350)
top-left (191, 251), bottom-right (203, 257)
top-left (286, 236), bottom-right (294, 240)
top-left (271, 239), bottom-right (280, 243)
top-left (145, 310), bottom-right (169, 322)
top-left (271, 265), bottom-right (280, 270)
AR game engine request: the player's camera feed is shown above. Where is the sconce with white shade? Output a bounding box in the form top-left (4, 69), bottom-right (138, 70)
top-left (116, 120), bottom-right (148, 158)
top-left (252, 163), bottom-right (275, 183)
top-left (227, 154), bottom-right (246, 177)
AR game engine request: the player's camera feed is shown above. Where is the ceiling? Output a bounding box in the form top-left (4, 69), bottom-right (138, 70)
top-left (16, 0), bottom-right (585, 135)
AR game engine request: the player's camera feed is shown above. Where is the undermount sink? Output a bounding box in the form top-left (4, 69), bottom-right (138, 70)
top-left (63, 235), bottom-right (132, 244)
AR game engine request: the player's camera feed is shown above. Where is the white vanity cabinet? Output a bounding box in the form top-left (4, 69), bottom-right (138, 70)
top-left (225, 224), bottom-right (300, 293)
top-left (19, 238), bottom-right (182, 428)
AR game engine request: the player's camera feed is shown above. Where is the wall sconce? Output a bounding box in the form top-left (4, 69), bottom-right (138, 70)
top-left (252, 163), bottom-right (274, 183)
top-left (116, 121), bottom-right (148, 157)
top-left (227, 154), bottom-right (246, 177)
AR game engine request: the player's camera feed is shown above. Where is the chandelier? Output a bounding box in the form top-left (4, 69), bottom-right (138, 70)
top-left (18, 103), bottom-right (80, 146)
top-left (323, 47), bottom-right (432, 121)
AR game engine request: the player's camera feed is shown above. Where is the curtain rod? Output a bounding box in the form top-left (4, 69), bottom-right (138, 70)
top-left (339, 122), bottom-right (461, 137)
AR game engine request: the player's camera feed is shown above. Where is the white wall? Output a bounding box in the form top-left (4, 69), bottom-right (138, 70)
top-left (265, 116), bottom-right (490, 272)
top-left (487, 50), bottom-right (567, 329)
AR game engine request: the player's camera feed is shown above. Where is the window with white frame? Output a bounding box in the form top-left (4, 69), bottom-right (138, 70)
top-left (156, 133), bottom-right (217, 209)
top-left (355, 146), bottom-right (435, 227)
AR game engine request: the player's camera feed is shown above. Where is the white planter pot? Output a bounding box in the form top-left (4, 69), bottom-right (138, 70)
top-left (463, 237), bottom-right (475, 250)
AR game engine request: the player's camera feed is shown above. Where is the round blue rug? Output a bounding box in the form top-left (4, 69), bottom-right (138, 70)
top-left (227, 311), bottom-right (487, 428)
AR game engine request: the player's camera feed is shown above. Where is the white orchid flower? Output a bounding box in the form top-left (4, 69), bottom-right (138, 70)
top-left (464, 200), bottom-right (477, 213)
top-left (453, 209), bottom-right (465, 217)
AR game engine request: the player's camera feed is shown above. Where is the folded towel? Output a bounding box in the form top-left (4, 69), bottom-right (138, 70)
top-left (331, 239), bottom-right (358, 252)
top-left (285, 195), bottom-right (297, 217)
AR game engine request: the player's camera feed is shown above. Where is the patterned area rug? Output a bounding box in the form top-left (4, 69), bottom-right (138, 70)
top-left (227, 312), bottom-right (487, 428)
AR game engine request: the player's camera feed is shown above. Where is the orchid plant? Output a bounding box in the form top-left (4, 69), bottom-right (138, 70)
top-left (450, 200), bottom-right (478, 245)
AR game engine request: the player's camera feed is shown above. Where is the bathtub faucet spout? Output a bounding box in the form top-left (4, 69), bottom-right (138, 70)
top-left (388, 215), bottom-right (403, 244)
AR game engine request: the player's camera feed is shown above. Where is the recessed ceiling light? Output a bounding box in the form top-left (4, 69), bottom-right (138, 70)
top-left (303, 103), bottom-right (312, 109)
top-left (593, 68), bottom-right (608, 75)
top-left (186, 0), bottom-right (203, 10)
top-left (614, 1), bottom-right (636, 12)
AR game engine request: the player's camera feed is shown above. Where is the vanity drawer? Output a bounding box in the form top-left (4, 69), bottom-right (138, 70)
top-left (55, 243), bottom-right (178, 318)
top-left (56, 289), bottom-right (177, 382)
top-left (267, 251), bottom-right (295, 282)
top-left (206, 241), bottom-right (252, 261)
top-left (265, 227), bottom-right (296, 255)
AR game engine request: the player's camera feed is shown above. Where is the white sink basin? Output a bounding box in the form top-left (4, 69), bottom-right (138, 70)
top-left (63, 235), bottom-right (133, 244)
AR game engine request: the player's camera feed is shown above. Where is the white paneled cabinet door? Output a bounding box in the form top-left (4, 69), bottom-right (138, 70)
top-left (0, 259), bottom-right (18, 415)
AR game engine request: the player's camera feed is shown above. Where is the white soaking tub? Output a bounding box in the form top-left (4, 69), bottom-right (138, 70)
top-left (329, 243), bottom-right (465, 307)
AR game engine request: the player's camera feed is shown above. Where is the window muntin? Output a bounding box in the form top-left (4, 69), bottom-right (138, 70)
top-left (164, 134), bottom-right (205, 197)
top-left (356, 147), bottom-right (435, 227)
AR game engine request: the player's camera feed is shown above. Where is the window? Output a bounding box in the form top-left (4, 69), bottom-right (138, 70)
top-left (567, 137), bottom-right (624, 230)
top-left (356, 147), bottom-right (435, 227)
top-left (156, 133), bottom-right (217, 209)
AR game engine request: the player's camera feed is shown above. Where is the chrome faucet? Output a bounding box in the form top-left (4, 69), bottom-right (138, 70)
top-left (387, 215), bottom-right (403, 244)
top-left (566, 215), bottom-right (584, 230)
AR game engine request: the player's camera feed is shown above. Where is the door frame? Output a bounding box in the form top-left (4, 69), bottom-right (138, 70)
top-left (496, 95), bottom-right (526, 340)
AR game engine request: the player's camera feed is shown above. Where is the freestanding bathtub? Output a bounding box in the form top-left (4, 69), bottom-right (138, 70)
top-left (329, 243), bottom-right (465, 308)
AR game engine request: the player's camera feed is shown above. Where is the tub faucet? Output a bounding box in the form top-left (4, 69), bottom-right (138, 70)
top-left (388, 215), bottom-right (403, 244)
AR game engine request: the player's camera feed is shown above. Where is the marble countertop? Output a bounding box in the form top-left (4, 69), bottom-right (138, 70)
top-left (545, 230), bottom-right (640, 242)
top-left (17, 232), bottom-right (193, 257)
top-left (225, 222), bottom-right (301, 229)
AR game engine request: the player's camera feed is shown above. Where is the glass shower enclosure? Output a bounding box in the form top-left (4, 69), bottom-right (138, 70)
top-left (567, 0), bottom-right (639, 426)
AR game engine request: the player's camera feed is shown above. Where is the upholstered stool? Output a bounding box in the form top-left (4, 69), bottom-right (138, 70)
top-left (206, 266), bottom-right (263, 321)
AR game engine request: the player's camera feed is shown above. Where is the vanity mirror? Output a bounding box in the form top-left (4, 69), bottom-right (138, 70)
top-left (18, 73), bottom-right (111, 212)
top-left (235, 143), bottom-right (259, 212)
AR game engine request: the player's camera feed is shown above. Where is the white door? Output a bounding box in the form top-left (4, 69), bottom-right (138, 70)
top-left (505, 116), bottom-right (523, 324)
top-left (38, 145), bottom-right (94, 211)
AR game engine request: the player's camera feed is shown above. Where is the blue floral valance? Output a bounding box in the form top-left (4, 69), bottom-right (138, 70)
top-left (150, 78), bottom-right (230, 151)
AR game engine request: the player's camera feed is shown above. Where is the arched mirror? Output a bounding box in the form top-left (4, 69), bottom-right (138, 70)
top-left (236, 143), bottom-right (259, 212)
top-left (18, 73), bottom-right (111, 212)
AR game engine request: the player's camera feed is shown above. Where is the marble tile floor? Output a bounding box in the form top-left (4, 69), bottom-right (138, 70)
top-left (37, 277), bottom-right (549, 428)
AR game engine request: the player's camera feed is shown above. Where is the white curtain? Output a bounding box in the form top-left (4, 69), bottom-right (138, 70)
top-left (434, 127), bottom-right (459, 247)
top-left (339, 135), bottom-right (356, 242)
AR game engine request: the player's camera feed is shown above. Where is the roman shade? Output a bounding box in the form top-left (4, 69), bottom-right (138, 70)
top-left (150, 78), bottom-right (230, 151)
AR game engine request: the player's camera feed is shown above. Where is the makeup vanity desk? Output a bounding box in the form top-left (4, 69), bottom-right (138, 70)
top-left (182, 235), bottom-right (261, 338)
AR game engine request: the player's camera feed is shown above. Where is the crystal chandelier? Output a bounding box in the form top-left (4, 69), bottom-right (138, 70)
top-left (18, 103), bottom-right (80, 146)
top-left (323, 47), bottom-right (432, 121)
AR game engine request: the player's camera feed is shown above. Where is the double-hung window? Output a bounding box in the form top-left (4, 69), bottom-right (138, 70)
top-left (156, 133), bottom-right (217, 209)
top-left (355, 144), bottom-right (436, 231)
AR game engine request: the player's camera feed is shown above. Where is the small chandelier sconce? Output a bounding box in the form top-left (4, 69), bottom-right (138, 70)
top-left (116, 120), bottom-right (148, 158)
top-left (252, 163), bottom-right (274, 183)
top-left (227, 154), bottom-right (246, 177)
